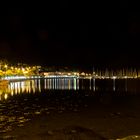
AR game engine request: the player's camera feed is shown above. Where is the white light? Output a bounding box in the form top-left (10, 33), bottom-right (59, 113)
top-left (112, 76), bottom-right (117, 79)
top-left (4, 94), bottom-right (8, 100)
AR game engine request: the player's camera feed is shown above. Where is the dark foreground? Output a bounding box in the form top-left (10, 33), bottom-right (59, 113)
top-left (0, 90), bottom-right (140, 140)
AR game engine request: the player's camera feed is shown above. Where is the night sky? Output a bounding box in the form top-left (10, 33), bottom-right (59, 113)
top-left (0, 4), bottom-right (139, 69)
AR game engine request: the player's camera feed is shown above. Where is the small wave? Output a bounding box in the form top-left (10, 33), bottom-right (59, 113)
top-left (116, 135), bottom-right (140, 140)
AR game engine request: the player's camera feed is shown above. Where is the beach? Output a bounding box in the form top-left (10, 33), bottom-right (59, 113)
top-left (1, 93), bottom-right (140, 140)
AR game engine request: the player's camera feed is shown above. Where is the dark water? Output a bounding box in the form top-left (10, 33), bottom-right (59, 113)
top-left (0, 78), bottom-right (140, 134)
top-left (1, 78), bottom-right (140, 98)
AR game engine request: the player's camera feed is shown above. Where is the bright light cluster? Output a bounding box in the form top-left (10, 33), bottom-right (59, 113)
top-left (0, 61), bottom-right (41, 77)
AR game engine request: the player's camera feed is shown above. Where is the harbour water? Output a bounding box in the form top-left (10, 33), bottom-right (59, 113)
top-left (1, 78), bottom-right (140, 101)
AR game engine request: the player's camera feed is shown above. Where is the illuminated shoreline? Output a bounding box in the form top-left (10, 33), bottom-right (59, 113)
top-left (1, 75), bottom-right (140, 81)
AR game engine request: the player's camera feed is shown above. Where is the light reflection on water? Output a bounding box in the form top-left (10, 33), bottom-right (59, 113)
top-left (1, 78), bottom-right (140, 101)
top-left (0, 78), bottom-right (140, 101)
top-left (0, 78), bottom-right (80, 101)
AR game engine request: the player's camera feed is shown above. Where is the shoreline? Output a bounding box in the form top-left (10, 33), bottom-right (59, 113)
top-left (0, 78), bottom-right (140, 139)
top-left (1, 98), bottom-right (140, 140)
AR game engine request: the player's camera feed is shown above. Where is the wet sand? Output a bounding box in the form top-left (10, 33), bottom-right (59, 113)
top-left (1, 96), bottom-right (140, 140)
